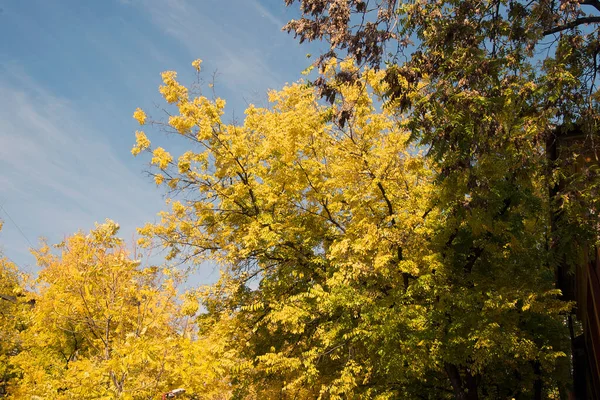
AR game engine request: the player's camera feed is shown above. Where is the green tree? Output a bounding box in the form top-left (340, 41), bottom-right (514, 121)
top-left (281, 0), bottom-right (600, 398)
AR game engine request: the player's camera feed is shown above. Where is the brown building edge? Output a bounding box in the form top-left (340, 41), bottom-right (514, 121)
top-left (549, 126), bottom-right (600, 399)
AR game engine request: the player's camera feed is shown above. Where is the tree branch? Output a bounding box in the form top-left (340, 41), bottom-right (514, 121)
top-left (0, 293), bottom-right (16, 303)
top-left (544, 16), bottom-right (600, 35)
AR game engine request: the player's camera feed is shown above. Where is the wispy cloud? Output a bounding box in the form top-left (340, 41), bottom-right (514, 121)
top-left (0, 0), bottom-right (311, 284)
top-left (249, 0), bottom-right (285, 28)
top-left (0, 64), bottom-right (164, 270)
top-left (126, 0), bottom-right (286, 97)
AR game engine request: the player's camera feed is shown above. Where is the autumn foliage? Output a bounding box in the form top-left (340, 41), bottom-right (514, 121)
top-left (3, 0), bottom-right (600, 398)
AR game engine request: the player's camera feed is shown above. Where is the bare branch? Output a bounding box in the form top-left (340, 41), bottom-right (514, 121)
top-left (544, 16), bottom-right (600, 35)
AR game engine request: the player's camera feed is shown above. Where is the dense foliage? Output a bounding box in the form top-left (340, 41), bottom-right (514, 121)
top-left (129, 57), bottom-right (571, 398)
top-left (3, 0), bottom-right (600, 398)
top-left (1, 222), bottom-right (232, 399)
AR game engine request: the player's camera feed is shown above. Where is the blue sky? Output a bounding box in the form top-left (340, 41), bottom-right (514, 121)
top-left (0, 0), bottom-right (323, 283)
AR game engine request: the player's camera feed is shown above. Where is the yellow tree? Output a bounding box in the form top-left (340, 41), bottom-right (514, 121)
top-left (133, 59), bottom-right (570, 398)
top-left (8, 220), bottom-right (231, 400)
top-left (133, 59), bottom-right (432, 398)
top-left (0, 222), bottom-right (31, 397)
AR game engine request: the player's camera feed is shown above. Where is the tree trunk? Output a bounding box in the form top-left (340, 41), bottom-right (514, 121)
top-left (445, 362), bottom-right (479, 400)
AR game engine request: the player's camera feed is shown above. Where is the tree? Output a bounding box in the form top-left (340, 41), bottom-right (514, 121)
top-left (7, 220), bottom-right (232, 399)
top-left (281, 0), bottom-right (600, 261)
top-left (281, 0), bottom-right (600, 398)
top-left (283, 0), bottom-right (600, 117)
top-left (133, 59), bottom-right (571, 398)
top-left (0, 222), bottom-right (30, 397)
top-left (282, 0), bottom-right (600, 250)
